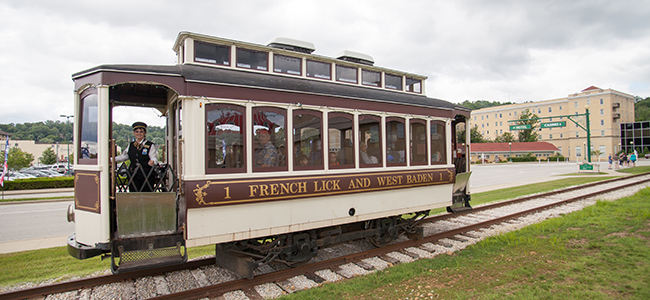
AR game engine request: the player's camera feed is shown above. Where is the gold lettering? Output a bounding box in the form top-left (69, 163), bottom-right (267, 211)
top-left (333, 180), bottom-right (341, 190)
top-left (270, 184), bottom-right (279, 195)
top-left (290, 182), bottom-right (298, 193)
top-left (249, 185), bottom-right (259, 197)
top-left (224, 186), bottom-right (231, 199)
top-left (260, 184), bottom-right (269, 196)
top-left (297, 181), bottom-right (307, 193)
top-left (280, 182), bottom-right (290, 195)
top-left (349, 179), bottom-right (357, 189)
top-left (314, 181), bottom-right (323, 192)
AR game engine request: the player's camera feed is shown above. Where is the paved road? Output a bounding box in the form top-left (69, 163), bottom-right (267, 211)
top-left (0, 200), bottom-right (74, 243)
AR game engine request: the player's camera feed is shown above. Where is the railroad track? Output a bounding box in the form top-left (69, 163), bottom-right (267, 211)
top-left (2, 173), bottom-right (649, 300)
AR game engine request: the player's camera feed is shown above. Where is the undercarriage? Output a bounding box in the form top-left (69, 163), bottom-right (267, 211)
top-left (215, 210), bottom-right (430, 279)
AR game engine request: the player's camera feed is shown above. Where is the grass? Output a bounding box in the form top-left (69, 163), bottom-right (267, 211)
top-left (0, 169), bottom-right (644, 290)
top-left (283, 188), bottom-right (650, 300)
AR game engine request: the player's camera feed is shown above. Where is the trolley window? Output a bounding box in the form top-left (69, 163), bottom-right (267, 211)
top-left (385, 74), bottom-right (402, 90)
top-left (359, 114), bottom-right (382, 167)
top-left (386, 117), bottom-right (406, 166)
top-left (253, 107), bottom-right (287, 171)
top-left (336, 65), bottom-right (358, 84)
top-left (362, 69), bottom-right (381, 87)
top-left (79, 93), bottom-right (98, 164)
top-left (430, 120), bottom-right (446, 164)
top-left (328, 113), bottom-right (354, 169)
top-left (406, 77), bottom-right (422, 93)
top-left (293, 110), bottom-right (323, 170)
top-left (206, 104), bottom-right (245, 173)
top-left (236, 48), bottom-right (268, 71)
top-left (273, 54), bottom-right (301, 75)
top-left (410, 119), bottom-right (427, 165)
top-left (306, 60), bottom-right (331, 80)
top-left (195, 41), bottom-right (230, 66)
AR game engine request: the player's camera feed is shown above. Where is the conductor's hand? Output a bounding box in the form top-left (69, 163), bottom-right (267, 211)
top-left (148, 160), bottom-right (155, 166)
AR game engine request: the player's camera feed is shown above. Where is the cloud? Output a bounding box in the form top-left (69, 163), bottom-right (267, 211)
top-left (1, 0), bottom-right (649, 127)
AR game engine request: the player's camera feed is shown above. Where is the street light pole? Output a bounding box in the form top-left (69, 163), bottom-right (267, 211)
top-left (60, 115), bottom-right (73, 175)
top-left (585, 105), bottom-right (591, 163)
top-left (509, 142), bottom-right (512, 163)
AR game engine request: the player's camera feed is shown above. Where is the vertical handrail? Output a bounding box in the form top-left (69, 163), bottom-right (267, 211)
top-left (109, 139), bottom-right (116, 200)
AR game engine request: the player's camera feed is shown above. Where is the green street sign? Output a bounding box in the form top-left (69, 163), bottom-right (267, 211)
top-left (579, 164), bottom-right (594, 170)
top-left (541, 121), bottom-right (566, 128)
top-left (509, 124), bottom-right (531, 130)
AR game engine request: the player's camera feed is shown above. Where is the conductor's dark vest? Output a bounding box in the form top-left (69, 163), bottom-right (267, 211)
top-left (128, 140), bottom-right (154, 172)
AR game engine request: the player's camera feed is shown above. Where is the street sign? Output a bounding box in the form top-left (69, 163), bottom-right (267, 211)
top-left (541, 121), bottom-right (566, 128)
top-left (579, 164), bottom-right (594, 170)
top-left (509, 124), bottom-right (531, 130)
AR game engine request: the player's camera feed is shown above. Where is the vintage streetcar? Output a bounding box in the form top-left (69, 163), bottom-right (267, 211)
top-left (66, 32), bottom-right (472, 278)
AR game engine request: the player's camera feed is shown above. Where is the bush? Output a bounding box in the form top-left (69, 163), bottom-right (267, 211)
top-left (0, 177), bottom-right (74, 191)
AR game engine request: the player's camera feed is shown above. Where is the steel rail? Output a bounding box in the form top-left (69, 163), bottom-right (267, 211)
top-left (1, 172), bottom-right (647, 300)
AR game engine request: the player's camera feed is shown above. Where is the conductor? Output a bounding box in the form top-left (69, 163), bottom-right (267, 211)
top-left (115, 122), bottom-right (159, 192)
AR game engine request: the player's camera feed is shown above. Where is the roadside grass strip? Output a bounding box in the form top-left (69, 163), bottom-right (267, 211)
top-left (284, 187), bottom-right (650, 300)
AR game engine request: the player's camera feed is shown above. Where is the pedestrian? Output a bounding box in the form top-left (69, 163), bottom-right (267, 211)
top-left (630, 152), bottom-right (637, 167)
top-left (608, 154), bottom-right (613, 169)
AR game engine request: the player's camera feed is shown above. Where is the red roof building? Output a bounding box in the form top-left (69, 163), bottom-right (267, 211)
top-left (470, 142), bottom-right (560, 163)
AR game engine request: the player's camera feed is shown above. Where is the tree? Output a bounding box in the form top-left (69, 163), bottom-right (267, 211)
top-left (1, 147), bottom-right (34, 171)
top-left (494, 132), bottom-right (516, 143)
top-left (41, 146), bottom-right (57, 165)
top-left (515, 109), bottom-right (539, 142)
top-left (457, 125), bottom-right (487, 144)
top-left (635, 96), bottom-right (650, 121)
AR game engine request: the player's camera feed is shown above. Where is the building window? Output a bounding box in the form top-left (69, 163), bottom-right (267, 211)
top-left (576, 146), bottom-right (582, 157)
top-left (538, 109), bottom-right (541, 114)
top-left (306, 60), bottom-right (331, 79)
top-left (600, 109), bottom-right (604, 115)
top-left (236, 48), bottom-right (268, 70)
top-left (481, 115), bottom-right (484, 120)
top-left (601, 120), bottom-right (604, 126)
top-left (576, 132), bottom-right (579, 137)
top-left (587, 100), bottom-right (590, 105)
top-left (273, 54), bottom-right (301, 75)
top-left (500, 113), bottom-right (502, 118)
top-left (599, 145), bottom-right (606, 156)
top-left (336, 65), bottom-right (358, 83)
top-left (385, 74), bottom-right (402, 90)
top-left (549, 134), bottom-right (553, 139)
top-left (575, 102), bottom-right (578, 108)
top-left (601, 130), bottom-right (605, 136)
top-left (559, 105), bottom-right (562, 110)
top-left (548, 107), bottom-right (552, 113)
top-left (560, 133), bottom-right (563, 138)
top-left (600, 98), bottom-right (604, 105)
top-left (362, 69), bottom-right (381, 87)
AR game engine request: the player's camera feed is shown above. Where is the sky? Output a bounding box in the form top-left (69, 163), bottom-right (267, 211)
top-left (1, 0), bottom-right (649, 128)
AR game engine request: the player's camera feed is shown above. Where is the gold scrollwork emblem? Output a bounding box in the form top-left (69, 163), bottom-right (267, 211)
top-left (193, 181), bottom-right (214, 205)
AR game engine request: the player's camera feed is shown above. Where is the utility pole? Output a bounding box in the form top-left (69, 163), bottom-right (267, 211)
top-left (60, 115), bottom-right (73, 175)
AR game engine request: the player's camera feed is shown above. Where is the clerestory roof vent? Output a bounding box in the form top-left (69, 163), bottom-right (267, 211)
top-left (267, 37), bottom-right (315, 54)
top-left (335, 50), bottom-right (374, 66)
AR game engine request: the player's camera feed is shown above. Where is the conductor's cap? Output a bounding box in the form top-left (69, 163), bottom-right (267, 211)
top-left (132, 122), bottom-right (147, 131)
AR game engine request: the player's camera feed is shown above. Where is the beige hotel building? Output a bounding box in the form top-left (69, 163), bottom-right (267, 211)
top-left (471, 86), bottom-right (636, 161)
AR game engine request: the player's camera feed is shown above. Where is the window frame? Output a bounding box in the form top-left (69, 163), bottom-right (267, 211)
top-left (252, 106), bottom-right (288, 172)
top-left (205, 103), bottom-right (247, 174)
top-left (327, 112), bottom-right (355, 169)
top-left (293, 109), bottom-right (324, 171)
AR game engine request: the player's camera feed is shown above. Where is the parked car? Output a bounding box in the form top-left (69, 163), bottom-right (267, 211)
top-left (49, 164), bottom-right (69, 174)
top-left (20, 169), bottom-right (51, 178)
